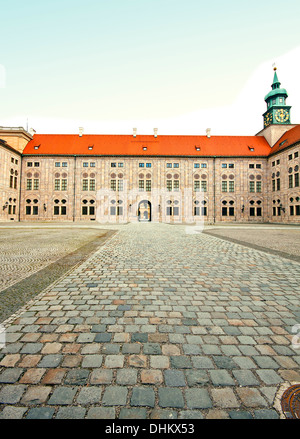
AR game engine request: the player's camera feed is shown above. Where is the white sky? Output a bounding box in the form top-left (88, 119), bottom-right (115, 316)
top-left (1, 1), bottom-right (300, 136)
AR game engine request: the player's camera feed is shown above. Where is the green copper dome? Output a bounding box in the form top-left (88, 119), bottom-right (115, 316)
top-left (264, 68), bottom-right (288, 101)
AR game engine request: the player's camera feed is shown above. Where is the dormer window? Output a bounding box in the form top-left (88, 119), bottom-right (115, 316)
top-left (34, 145), bottom-right (40, 150)
top-left (88, 146), bottom-right (93, 150)
top-left (143, 147), bottom-right (147, 151)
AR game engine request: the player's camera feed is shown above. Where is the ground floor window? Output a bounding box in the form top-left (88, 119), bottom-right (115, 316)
top-left (25, 199), bottom-right (39, 215)
top-left (82, 199), bottom-right (96, 216)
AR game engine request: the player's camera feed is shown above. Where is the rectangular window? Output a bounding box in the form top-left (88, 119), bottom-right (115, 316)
top-left (257, 207), bottom-right (262, 217)
top-left (117, 206), bottom-right (123, 216)
top-left (228, 164), bottom-right (234, 168)
top-left (166, 206), bottom-right (172, 215)
top-left (222, 207), bottom-right (227, 216)
top-left (139, 163), bottom-right (144, 168)
top-left (10, 175), bottom-right (13, 188)
top-left (139, 180), bottom-right (144, 191)
top-left (173, 163), bottom-right (179, 168)
top-left (249, 181), bottom-right (255, 193)
top-left (111, 163), bottom-right (117, 167)
top-left (295, 152), bottom-right (299, 158)
top-left (222, 164), bottom-right (227, 168)
top-left (26, 206), bottom-right (31, 215)
top-left (250, 207), bottom-right (255, 216)
top-left (146, 180), bottom-right (151, 191)
top-left (173, 180), bottom-right (179, 191)
top-left (82, 206), bottom-right (88, 215)
top-left (62, 162), bottom-right (68, 167)
top-left (277, 207), bottom-right (281, 216)
top-left (14, 177), bottom-right (17, 189)
top-left (61, 179), bottom-right (67, 191)
top-left (110, 180), bottom-right (116, 191)
top-left (8, 205), bottom-right (12, 214)
top-left (256, 181), bottom-right (262, 193)
top-left (272, 161), bottom-right (275, 167)
top-left (55, 162), bottom-right (60, 167)
top-left (13, 205), bottom-right (16, 214)
top-left (61, 206), bottom-right (67, 215)
top-left (295, 173), bottom-right (299, 187)
top-left (26, 179), bottom-right (32, 190)
top-left (33, 179), bottom-right (39, 190)
top-left (273, 206), bottom-right (276, 216)
top-left (201, 163), bottom-right (207, 168)
top-left (32, 206), bottom-right (38, 215)
top-left (201, 206), bottom-right (207, 216)
top-left (11, 158), bottom-right (14, 163)
top-left (276, 178), bottom-right (280, 191)
top-left (289, 154), bottom-right (293, 160)
top-left (194, 163), bottom-right (200, 168)
top-left (249, 164), bottom-right (255, 168)
top-left (89, 206), bottom-right (95, 215)
top-left (272, 179), bottom-right (276, 191)
top-left (222, 181), bottom-right (228, 192)
top-left (194, 181), bottom-right (200, 192)
top-left (229, 207), bottom-right (235, 216)
top-left (83, 162), bottom-right (89, 167)
top-left (34, 162), bottom-right (40, 167)
top-left (89, 179), bottom-right (95, 191)
top-left (290, 205), bottom-right (294, 216)
top-left (110, 206), bottom-right (116, 215)
top-left (54, 179), bottom-right (60, 191)
top-left (173, 206), bottom-right (179, 215)
top-left (256, 164), bottom-right (261, 169)
top-left (167, 180), bottom-right (172, 191)
top-left (90, 162), bottom-right (95, 167)
top-left (118, 180), bottom-right (123, 191)
top-left (296, 205), bottom-right (300, 216)
top-left (194, 207), bottom-right (200, 216)
top-left (118, 163), bottom-right (123, 167)
top-left (201, 181), bottom-right (207, 192)
top-left (54, 206), bottom-right (60, 215)
top-left (146, 163), bottom-right (151, 168)
top-left (229, 181), bottom-right (234, 192)
top-left (276, 159), bottom-right (280, 165)
top-left (83, 179), bottom-right (89, 191)
top-left (289, 175), bottom-right (293, 188)
top-left (166, 163), bottom-right (172, 168)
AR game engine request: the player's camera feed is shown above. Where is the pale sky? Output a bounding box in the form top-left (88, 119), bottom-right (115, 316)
top-left (1, 0), bottom-right (300, 135)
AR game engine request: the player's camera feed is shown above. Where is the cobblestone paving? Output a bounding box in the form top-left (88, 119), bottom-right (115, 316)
top-left (0, 228), bottom-right (108, 292)
top-left (0, 223), bottom-right (299, 419)
top-left (204, 226), bottom-right (300, 261)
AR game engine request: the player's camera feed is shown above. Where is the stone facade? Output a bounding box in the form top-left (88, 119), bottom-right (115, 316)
top-left (0, 136), bottom-right (297, 224)
top-left (0, 139), bottom-right (21, 222)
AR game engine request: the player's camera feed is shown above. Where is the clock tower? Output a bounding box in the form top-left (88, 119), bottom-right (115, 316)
top-left (263, 67), bottom-right (291, 128)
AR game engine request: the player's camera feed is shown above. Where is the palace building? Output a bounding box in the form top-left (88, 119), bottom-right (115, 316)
top-left (0, 68), bottom-right (299, 224)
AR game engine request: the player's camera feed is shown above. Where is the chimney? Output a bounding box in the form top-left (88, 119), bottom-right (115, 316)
top-left (133, 128), bottom-right (137, 138)
top-left (154, 128), bottom-right (158, 138)
top-left (79, 127), bottom-right (84, 137)
top-left (29, 128), bottom-right (36, 136)
top-left (206, 128), bottom-right (211, 138)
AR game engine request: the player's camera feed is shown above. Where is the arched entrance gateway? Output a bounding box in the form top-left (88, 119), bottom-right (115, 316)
top-left (138, 200), bottom-right (151, 222)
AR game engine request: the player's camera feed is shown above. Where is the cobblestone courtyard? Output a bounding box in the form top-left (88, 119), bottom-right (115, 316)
top-left (0, 223), bottom-right (299, 419)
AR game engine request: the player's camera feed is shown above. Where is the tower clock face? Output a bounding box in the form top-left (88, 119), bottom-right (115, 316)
top-left (264, 112), bottom-right (273, 127)
top-left (275, 109), bottom-right (289, 123)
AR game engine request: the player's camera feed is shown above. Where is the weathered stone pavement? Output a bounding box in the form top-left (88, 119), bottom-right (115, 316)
top-left (0, 223), bottom-right (299, 419)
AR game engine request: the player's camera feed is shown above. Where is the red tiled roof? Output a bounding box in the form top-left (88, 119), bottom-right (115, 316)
top-left (270, 125), bottom-right (300, 155)
top-left (22, 134), bottom-right (271, 157)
